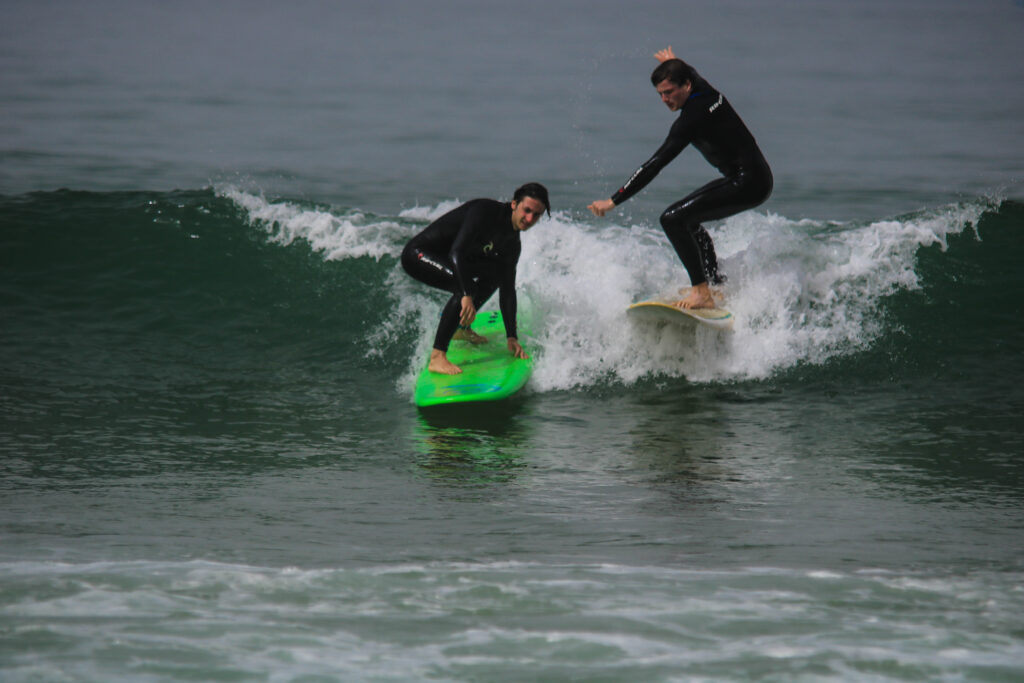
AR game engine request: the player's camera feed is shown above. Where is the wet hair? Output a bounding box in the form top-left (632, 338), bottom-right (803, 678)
top-left (651, 58), bottom-right (699, 88)
top-left (513, 182), bottom-right (551, 216)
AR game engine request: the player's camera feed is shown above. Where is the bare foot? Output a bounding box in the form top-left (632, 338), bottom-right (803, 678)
top-left (452, 327), bottom-right (487, 344)
top-left (428, 349), bottom-right (462, 375)
top-left (675, 283), bottom-right (716, 309)
top-left (678, 285), bottom-right (724, 304)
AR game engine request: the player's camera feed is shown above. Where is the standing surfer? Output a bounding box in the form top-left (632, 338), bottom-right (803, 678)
top-left (402, 182), bottom-right (550, 375)
top-left (588, 47), bottom-right (772, 309)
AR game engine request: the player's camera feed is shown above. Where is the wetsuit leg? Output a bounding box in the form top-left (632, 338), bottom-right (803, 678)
top-left (401, 245), bottom-right (501, 352)
top-left (431, 272), bottom-right (501, 351)
top-left (401, 244), bottom-right (458, 292)
top-left (432, 295), bottom-right (465, 351)
top-left (660, 164), bottom-right (772, 286)
top-left (401, 245), bottom-right (460, 350)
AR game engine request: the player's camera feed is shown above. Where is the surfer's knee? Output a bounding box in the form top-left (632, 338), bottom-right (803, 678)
top-left (661, 209), bottom-right (704, 246)
top-left (659, 205), bottom-right (678, 229)
top-left (749, 159), bottom-right (773, 204)
top-left (400, 244), bottom-right (418, 275)
top-left (659, 205), bottom-right (687, 235)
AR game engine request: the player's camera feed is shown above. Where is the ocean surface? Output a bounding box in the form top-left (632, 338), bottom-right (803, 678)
top-left (3, 0), bottom-right (1024, 680)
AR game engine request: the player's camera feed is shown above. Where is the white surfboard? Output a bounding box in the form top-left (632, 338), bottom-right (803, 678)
top-left (627, 289), bottom-right (734, 331)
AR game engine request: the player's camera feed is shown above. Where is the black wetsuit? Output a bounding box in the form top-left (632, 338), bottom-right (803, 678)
top-left (611, 76), bottom-right (772, 285)
top-left (401, 198), bottom-right (521, 351)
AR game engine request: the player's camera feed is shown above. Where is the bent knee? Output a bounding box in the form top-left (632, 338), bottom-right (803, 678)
top-left (400, 245), bottom-right (419, 274)
top-left (753, 176), bottom-right (773, 205)
top-left (660, 205), bottom-right (696, 232)
top-left (749, 166), bottom-right (773, 205)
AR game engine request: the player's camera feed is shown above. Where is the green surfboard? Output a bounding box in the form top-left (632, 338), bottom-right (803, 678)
top-left (413, 311), bottom-right (532, 408)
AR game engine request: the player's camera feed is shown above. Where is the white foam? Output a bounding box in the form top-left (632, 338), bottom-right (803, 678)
top-left (5, 559), bottom-right (1023, 679)
top-left (514, 200), bottom-right (987, 388)
top-left (398, 200), bottom-right (463, 222)
top-left (220, 187), bottom-right (407, 261)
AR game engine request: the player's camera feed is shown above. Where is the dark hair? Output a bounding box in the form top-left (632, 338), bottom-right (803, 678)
top-left (513, 182), bottom-right (551, 215)
top-left (651, 58), bottom-right (699, 87)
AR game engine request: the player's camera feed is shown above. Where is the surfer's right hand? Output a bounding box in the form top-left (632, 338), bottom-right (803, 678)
top-left (588, 199), bottom-right (614, 217)
top-left (459, 296), bottom-right (476, 326)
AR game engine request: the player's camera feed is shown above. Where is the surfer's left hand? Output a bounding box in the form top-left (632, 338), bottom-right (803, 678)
top-left (654, 46), bottom-right (676, 62)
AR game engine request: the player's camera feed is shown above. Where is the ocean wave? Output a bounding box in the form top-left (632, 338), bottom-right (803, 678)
top-left (2, 188), bottom-right (1015, 393)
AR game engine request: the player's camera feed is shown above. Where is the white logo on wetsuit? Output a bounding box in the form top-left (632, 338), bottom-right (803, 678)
top-left (709, 94), bottom-right (723, 114)
top-left (482, 241), bottom-right (494, 254)
top-left (417, 252), bottom-right (445, 271)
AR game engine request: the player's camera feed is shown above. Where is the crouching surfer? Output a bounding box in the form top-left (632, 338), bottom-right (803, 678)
top-left (401, 182), bottom-right (550, 375)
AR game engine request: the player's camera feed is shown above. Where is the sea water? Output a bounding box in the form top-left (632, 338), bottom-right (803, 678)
top-left (3, 1), bottom-right (1024, 680)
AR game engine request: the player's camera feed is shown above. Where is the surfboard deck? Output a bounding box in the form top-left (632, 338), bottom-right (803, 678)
top-left (413, 311), bottom-right (532, 408)
top-left (627, 289), bottom-right (734, 331)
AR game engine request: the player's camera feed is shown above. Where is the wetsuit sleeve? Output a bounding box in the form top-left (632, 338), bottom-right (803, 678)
top-left (446, 201), bottom-right (490, 297)
top-left (498, 243), bottom-right (521, 339)
top-left (610, 114), bottom-right (692, 206)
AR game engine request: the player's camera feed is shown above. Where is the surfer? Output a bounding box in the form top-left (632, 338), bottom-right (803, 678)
top-left (401, 182), bottom-right (550, 375)
top-left (588, 47), bottom-right (772, 309)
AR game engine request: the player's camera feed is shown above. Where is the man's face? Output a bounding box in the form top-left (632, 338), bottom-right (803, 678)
top-left (511, 197), bottom-right (546, 231)
top-left (655, 78), bottom-right (691, 111)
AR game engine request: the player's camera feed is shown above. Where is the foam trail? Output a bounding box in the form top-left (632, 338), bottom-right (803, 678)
top-left (516, 201), bottom-right (988, 388)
